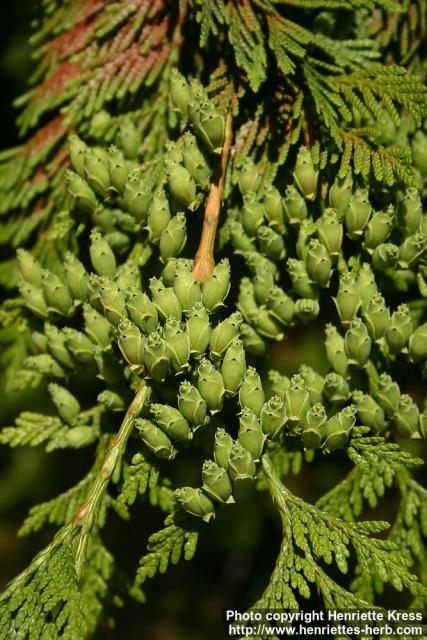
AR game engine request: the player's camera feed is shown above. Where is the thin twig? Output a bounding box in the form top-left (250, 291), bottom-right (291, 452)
top-left (192, 111), bottom-right (233, 283)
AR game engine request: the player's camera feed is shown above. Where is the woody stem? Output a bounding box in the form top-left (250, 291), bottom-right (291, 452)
top-left (192, 111), bottom-right (233, 284)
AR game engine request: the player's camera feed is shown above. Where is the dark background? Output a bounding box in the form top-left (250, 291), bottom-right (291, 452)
top-left (0, 3), bottom-right (425, 639)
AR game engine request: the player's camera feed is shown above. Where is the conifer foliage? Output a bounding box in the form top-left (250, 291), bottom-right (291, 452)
top-left (0, 1), bottom-right (427, 637)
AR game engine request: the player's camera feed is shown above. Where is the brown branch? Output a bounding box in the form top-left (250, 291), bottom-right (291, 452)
top-left (192, 111), bottom-right (233, 283)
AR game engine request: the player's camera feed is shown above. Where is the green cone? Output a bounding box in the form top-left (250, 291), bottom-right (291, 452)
top-left (249, 307), bottom-right (285, 340)
top-left (364, 208), bottom-right (393, 249)
top-left (344, 188), bottom-right (371, 239)
top-left (302, 403), bottom-right (327, 449)
top-left (325, 324), bottom-right (348, 377)
top-left (143, 331), bottom-right (171, 381)
top-left (170, 69), bottom-right (191, 118)
top-left (267, 286), bottom-right (295, 325)
top-left (287, 259), bottom-right (319, 299)
top-left (363, 293), bottom-right (390, 340)
top-left (160, 213), bottom-right (187, 262)
top-left (238, 408), bottom-right (266, 461)
top-left (117, 118), bottom-right (141, 160)
top-left (182, 131), bottom-right (211, 189)
top-left (328, 172), bottom-right (353, 220)
top-left (240, 323), bottom-right (267, 356)
top-left (284, 374), bottom-right (310, 430)
top-left (44, 324), bottom-right (75, 369)
top-left (64, 253), bottom-right (89, 301)
top-left (294, 298), bottom-right (320, 324)
top-left (186, 302), bottom-right (212, 356)
top-left (260, 396), bottom-right (287, 438)
top-left (84, 147), bottom-right (111, 199)
top-left (221, 338), bottom-right (246, 396)
top-left (163, 318), bottom-right (191, 373)
top-left (323, 372), bottom-right (349, 405)
top-left (68, 135), bottom-right (87, 177)
top-left (257, 226), bottom-right (286, 260)
top-left (150, 403), bottom-right (191, 441)
top-left (65, 169), bottom-right (97, 214)
top-left (48, 383), bottom-right (80, 425)
top-left (253, 265), bottom-right (276, 305)
top-left (64, 426), bottom-right (97, 449)
top-left (149, 277), bottom-right (182, 321)
top-left (174, 487), bottom-right (215, 522)
top-left (214, 428), bottom-right (234, 469)
top-left (357, 263), bottom-right (378, 311)
top-left (19, 282), bottom-right (49, 318)
top-left (41, 270), bottom-right (73, 316)
top-left (239, 367), bottom-right (265, 416)
top-left (123, 171), bottom-right (151, 222)
top-left (173, 261), bottom-right (201, 311)
top-left (99, 279), bottom-right (127, 327)
top-left (283, 185), bottom-right (309, 224)
top-left (201, 259), bottom-right (231, 312)
top-left (209, 312), bottom-right (243, 361)
top-left (63, 328), bottom-right (95, 364)
top-left (352, 390), bottom-right (386, 434)
top-left (333, 272), bottom-right (360, 325)
top-left (241, 196), bottom-right (266, 237)
top-left (306, 239), bottom-right (332, 287)
top-left (398, 233), bottom-right (426, 268)
top-left (202, 460), bottom-right (234, 504)
top-left (89, 230), bottom-right (116, 277)
top-left (408, 322), bottom-right (427, 362)
top-left (316, 208), bottom-right (343, 257)
top-left (31, 331), bottom-right (48, 354)
top-left (147, 191), bottom-right (172, 243)
top-left (323, 405), bottom-right (356, 452)
top-left (136, 418), bottom-right (176, 460)
top-left (126, 290), bottom-right (159, 334)
top-left (299, 365), bottom-right (324, 404)
top-left (238, 159), bottom-right (262, 195)
top-left (268, 370), bottom-right (290, 400)
top-left (397, 188), bottom-right (422, 235)
top-left (25, 354), bottom-right (65, 378)
top-left (165, 159), bottom-right (197, 208)
top-left (17, 249), bottom-right (42, 287)
top-left (118, 319), bottom-right (145, 371)
top-left (197, 358), bottom-right (225, 413)
top-left (228, 442), bottom-right (256, 482)
top-left (385, 304), bottom-right (413, 354)
top-left (230, 220), bottom-right (256, 252)
top-left (263, 186), bottom-right (285, 231)
top-left (293, 147), bottom-right (318, 200)
top-left (372, 243), bottom-right (399, 271)
top-left (394, 394), bottom-right (420, 438)
top-left (108, 145), bottom-right (128, 194)
top-left (344, 318), bottom-right (371, 366)
top-left (237, 278), bottom-right (258, 321)
top-left (178, 381), bottom-right (208, 428)
top-left (375, 373), bottom-right (401, 417)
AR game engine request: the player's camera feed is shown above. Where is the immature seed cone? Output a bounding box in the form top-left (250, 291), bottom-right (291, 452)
top-left (66, 169), bottom-right (97, 214)
top-left (306, 239), bottom-right (332, 287)
top-left (398, 233), bottom-right (426, 268)
top-left (384, 304), bottom-right (413, 354)
top-left (165, 160), bottom-right (197, 208)
top-left (197, 358), bottom-right (225, 413)
top-left (136, 418), bottom-right (176, 459)
top-left (149, 278), bottom-right (182, 321)
top-left (182, 131), bottom-right (211, 189)
top-left (238, 159), bottom-right (262, 195)
top-left (240, 323), bottom-right (267, 356)
top-left (344, 188), bottom-right (371, 239)
top-left (284, 375), bottom-right (310, 430)
top-left (294, 299), bottom-right (320, 324)
top-left (364, 209), bottom-right (393, 249)
top-left (241, 196), bottom-right (266, 236)
top-left (394, 394), bottom-right (420, 438)
top-left (209, 312), bottom-right (243, 361)
top-left (260, 396), bottom-right (287, 438)
top-left (41, 270), bottom-right (73, 316)
top-left (170, 69), bottom-right (191, 118)
top-left (334, 272), bottom-right (360, 325)
top-left (126, 290), bottom-right (159, 335)
top-left (302, 403), bottom-right (327, 449)
top-left (65, 426), bottom-right (96, 448)
top-left (97, 390), bottom-right (127, 411)
top-left (90, 231), bottom-right (116, 277)
top-left (84, 147), bottom-right (111, 199)
top-left (287, 259), bottom-right (319, 299)
top-left (26, 354), bottom-right (65, 378)
top-left (293, 147), bottom-right (318, 200)
top-left (163, 318), bottom-right (191, 373)
top-left (408, 322), bottom-right (427, 362)
top-left (99, 280), bottom-right (127, 327)
top-left (189, 95), bottom-right (225, 154)
top-left (202, 461), bottom-right (234, 504)
top-left (237, 278), bottom-right (258, 322)
top-left (357, 263), bottom-right (378, 311)
top-left (229, 220), bottom-right (255, 252)
top-left (108, 145), bottom-right (128, 194)
top-left (160, 213), bottom-right (187, 262)
top-left (17, 249), bottom-right (42, 287)
top-left (238, 408), bottom-right (266, 461)
top-left (180, 308), bottom-right (209, 364)
top-left (117, 320), bottom-right (145, 371)
top-left (239, 367), bottom-right (265, 416)
top-left (397, 188), bottom-right (422, 235)
top-left (267, 286), bottom-right (295, 325)
top-left (268, 370), bottom-right (290, 400)
top-left (323, 405), bottom-right (356, 452)
top-left (316, 208), bottom-right (343, 257)
top-left (19, 283), bottom-right (49, 318)
top-left (63, 328), bottom-right (95, 364)
top-left (352, 390), bottom-right (386, 434)
top-left (150, 403), bottom-right (191, 441)
top-left (283, 185), bottom-right (308, 224)
top-left (214, 428), bottom-right (234, 469)
top-left (147, 191), bottom-right (172, 242)
top-left (363, 294), bottom-right (390, 340)
top-left (45, 324), bottom-right (75, 369)
top-left (257, 225), bottom-right (286, 260)
top-left (201, 259), bottom-right (231, 312)
top-left (375, 373), bottom-right (400, 417)
top-left (263, 186), bottom-right (285, 231)
top-left (221, 338), bottom-right (246, 396)
top-left (328, 172), bottom-right (353, 220)
top-left (117, 118), bottom-right (141, 160)
top-left (123, 172), bottom-right (151, 222)
top-left (299, 365), bottom-right (324, 404)
top-left (64, 253), bottom-right (89, 301)
top-left (162, 257), bottom-right (193, 286)
top-left (49, 383), bottom-right (80, 425)
top-left (228, 442), bottom-right (256, 482)
top-left (31, 331), bottom-right (48, 354)
top-left (143, 332), bottom-right (171, 381)
top-left (323, 372), bottom-right (349, 406)
top-left (68, 135), bottom-right (87, 177)
top-left (178, 381), bottom-right (208, 428)
top-left (344, 318), bottom-right (371, 366)
top-left (173, 261), bottom-right (201, 311)
top-left (174, 487), bottom-right (215, 522)
top-left (253, 265), bottom-right (276, 305)
top-left (325, 324), bottom-right (348, 377)
top-left (372, 243), bottom-right (399, 271)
